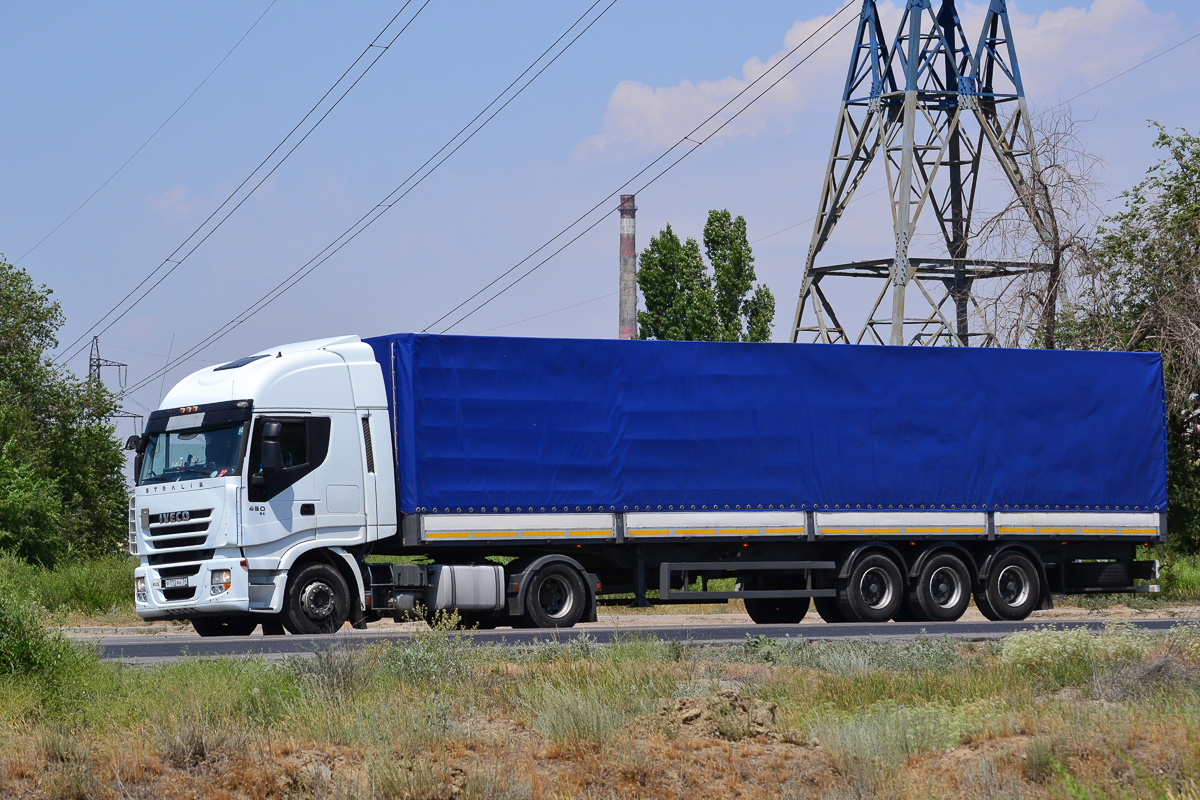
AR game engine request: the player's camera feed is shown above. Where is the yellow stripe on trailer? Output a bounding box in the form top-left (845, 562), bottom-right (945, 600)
top-left (1121, 528), bottom-right (1157, 535)
top-left (906, 527), bottom-right (944, 534)
top-left (676, 528), bottom-right (717, 536)
top-left (719, 528), bottom-right (759, 535)
top-left (998, 527), bottom-right (1036, 534)
top-left (425, 531), bottom-right (470, 539)
top-left (477, 531), bottom-right (519, 538)
top-left (945, 527), bottom-right (984, 534)
top-left (523, 530), bottom-right (565, 537)
top-left (628, 529), bottom-right (670, 537)
top-left (765, 527), bottom-right (805, 534)
top-left (821, 527), bottom-right (859, 534)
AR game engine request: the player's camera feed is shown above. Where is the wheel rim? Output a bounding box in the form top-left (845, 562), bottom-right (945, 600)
top-left (538, 575), bottom-right (575, 619)
top-left (996, 565), bottom-right (1030, 608)
top-left (859, 566), bottom-right (894, 610)
top-left (300, 581), bottom-right (336, 620)
top-left (928, 566), bottom-right (964, 609)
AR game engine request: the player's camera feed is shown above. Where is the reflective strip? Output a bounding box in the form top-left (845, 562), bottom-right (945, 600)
top-left (998, 527), bottom-right (1036, 533)
top-left (1121, 528), bottom-right (1156, 534)
top-left (570, 530), bottom-right (611, 537)
top-left (1081, 528), bottom-right (1118, 534)
top-left (822, 527), bottom-right (859, 534)
top-left (676, 528), bottom-right (717, 536)
top-left (481, 531), bottom-right (519, 538)
top-left (1040, 527), bottom-right (1077, 534)
top-left (628, 529), bottom-right (670, 537)
top-left (720, 528), bottom-right (759, 535)
top-left (907, 527), bottom-right (944, 534)
top-left (426, 531), bottom-right (470, 539)
top-left (525, 530), bottom-right (565, 537)
top-left (765, 527), bottom-right (805, 534)
top-left (946, 527), bottom-right (985, 534)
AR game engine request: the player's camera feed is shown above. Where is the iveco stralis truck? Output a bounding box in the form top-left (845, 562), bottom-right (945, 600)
top-left (128, 334), bottom-right (1167, 636)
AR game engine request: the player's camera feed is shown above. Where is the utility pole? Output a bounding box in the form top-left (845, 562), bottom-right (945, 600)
top-left (618, 195), bottom-right (637, 339)
top-left (89, 336), bottom-right (142, 430)
top-left (790, 0), bottom-right (1052, 346)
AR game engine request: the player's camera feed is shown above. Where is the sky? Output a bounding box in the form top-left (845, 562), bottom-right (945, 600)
top-left (2, 0), bottom-right (1198, 431)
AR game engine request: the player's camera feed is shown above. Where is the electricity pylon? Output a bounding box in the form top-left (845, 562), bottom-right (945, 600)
top-left (790, 0), bottom-right (1052, 346)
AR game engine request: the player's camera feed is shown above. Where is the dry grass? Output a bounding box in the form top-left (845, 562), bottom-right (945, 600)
top-left (3, 625), bottom-right (1200, 798)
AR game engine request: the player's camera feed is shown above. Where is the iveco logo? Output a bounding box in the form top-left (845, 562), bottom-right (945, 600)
top-left (160, 511), bottom-right (191, 523)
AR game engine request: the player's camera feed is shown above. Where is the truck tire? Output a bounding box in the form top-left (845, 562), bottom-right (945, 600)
top-left (813, 596), bottom-right (846, 623)
top-left (522, 563), bottom-right (586, 629)
top-left (743, 577), bottom-right (810, 624)
top-left (282, 562), bottom-right (351, 635)
top-left (975, 552), bottom-right (1039, 621)
top-left (191, 616), bottom-right (258, 637)
top-left (837, 553), bottom-right (903, 623)
top-left (906, 553), bottom-right (971, 622)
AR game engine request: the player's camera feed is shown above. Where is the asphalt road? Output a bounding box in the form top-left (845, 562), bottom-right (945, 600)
top-left (92, 618), bottom-right (1187, 663)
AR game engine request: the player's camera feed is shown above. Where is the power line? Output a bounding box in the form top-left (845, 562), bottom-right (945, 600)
top-left (467, 291), bottom-right (617, 335)
top-left (1060, 30), bottom-right (1200, 106)
top-left (432, 2), bottom-right (858, 334)
top-left (57, 1), bottom-right (432, 366)
top-left (124, 0), bottom-right (618, 396)
top-left (16, 1), bottom-right (279, 266)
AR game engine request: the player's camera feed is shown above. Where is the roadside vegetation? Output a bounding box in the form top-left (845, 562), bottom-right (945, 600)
top-left (4, 607), bottom-right (1200, 798)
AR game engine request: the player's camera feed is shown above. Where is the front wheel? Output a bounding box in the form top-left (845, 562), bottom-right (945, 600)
top-left (191, 616), bottom-right (258, 637)
top-left (521, 563), bottom-right (586, 629)
top-left (282, 562), bottom-right (351, 635)
top-left (976, 552), bottom-right (1040, 621)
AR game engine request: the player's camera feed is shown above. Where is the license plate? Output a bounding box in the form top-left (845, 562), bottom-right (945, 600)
top-left (163, 577), bottom-right (189, 589)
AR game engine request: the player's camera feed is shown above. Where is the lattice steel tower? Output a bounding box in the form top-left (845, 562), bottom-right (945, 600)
top-left (790, 0), bottom-right (1051, 346)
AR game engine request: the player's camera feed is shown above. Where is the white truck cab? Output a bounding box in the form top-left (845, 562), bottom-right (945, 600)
top-left (130, 336), bottom-right (396, 635)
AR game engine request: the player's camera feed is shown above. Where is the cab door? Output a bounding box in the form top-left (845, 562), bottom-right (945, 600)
top-left (241, 416), bottom-right (329, 549)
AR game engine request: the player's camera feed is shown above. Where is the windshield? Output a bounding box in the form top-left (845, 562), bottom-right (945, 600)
top-left (137, 423), bottom-right (247, 485)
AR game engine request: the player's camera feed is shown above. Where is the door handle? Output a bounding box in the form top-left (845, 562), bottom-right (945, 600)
top-left (300, 503), bottom-right (315, 517)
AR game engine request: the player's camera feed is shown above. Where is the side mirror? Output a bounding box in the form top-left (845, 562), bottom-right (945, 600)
top-left (260, 420), bottom-right (283, 473)
top-left (124, 435), bottom-right (140, 451)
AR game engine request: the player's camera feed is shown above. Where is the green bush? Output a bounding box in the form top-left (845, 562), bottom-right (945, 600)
top-left (0, 553), bottom-right (134, 617)
top-left (0, 574), bottom-right (75, 678)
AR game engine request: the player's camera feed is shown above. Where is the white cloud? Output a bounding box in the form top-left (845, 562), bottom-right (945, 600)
top-left (148, 184), bottom-right (196, 219)
top-left (579, 0), bottom-right (1177, 154)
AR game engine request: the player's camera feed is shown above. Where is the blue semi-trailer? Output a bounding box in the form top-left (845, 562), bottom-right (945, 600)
top-left (128, 334), bottom-right (1166, 635)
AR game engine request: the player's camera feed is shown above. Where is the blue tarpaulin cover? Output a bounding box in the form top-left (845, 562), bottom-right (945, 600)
top-left (363, 333), bottom-right (1167, 515)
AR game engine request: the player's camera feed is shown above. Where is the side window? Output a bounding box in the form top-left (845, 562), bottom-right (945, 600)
top-left (247, 417), bottom-right (331, 501)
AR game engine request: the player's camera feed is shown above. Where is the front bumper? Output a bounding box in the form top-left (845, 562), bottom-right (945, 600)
top-left (135, 556), bottom-right (253, 620)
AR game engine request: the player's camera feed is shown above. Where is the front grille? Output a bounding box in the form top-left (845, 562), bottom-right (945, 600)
top-left (163, 586), bottom-right (196, 602)
top-left (149, 549), bottom-right (214, 567)
top-left (144, 508), bottom-right (214, 560)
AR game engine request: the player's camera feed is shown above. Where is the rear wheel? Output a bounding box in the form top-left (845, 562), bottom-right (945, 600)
top-left (837, 553), bottom-right (904, 623)
top-left (906, 552), bottom-right (971, 622)
top-left (976, 552), bottom-right (1040, 621)
top-left (522, 563), bottom-right (586, 629)
top-left (282, 562), bottom-right (351, 635)
top-left (743, 577), bottom-right (809, 624)
top-left (191, 616), bottom-right (258, 637)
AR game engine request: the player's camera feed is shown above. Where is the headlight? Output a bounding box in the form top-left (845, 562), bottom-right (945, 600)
top-left (136, 577), bottom-right (146, 592)
top-left (135, 577), bottom-right (147, 604)
top-left (210, 570), bottom-right (232, 595)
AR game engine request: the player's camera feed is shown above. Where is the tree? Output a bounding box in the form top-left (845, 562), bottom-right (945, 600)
top-left (1056, 125), bottom-right (1200, 551)
top-left (972, 107), bottom-right (1103, 349)
top-left (636, 210), bottom-right (775, 342)
top-left (0, 258), bottom-right (127, 565)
